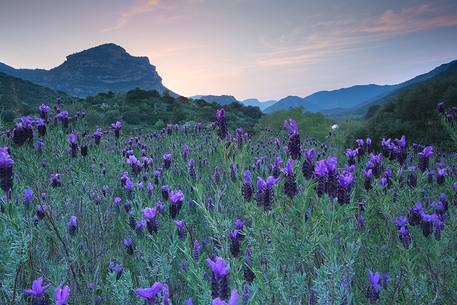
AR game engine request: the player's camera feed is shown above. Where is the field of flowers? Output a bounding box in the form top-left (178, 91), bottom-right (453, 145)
top-left (0, 100), bottom-right (456, 305)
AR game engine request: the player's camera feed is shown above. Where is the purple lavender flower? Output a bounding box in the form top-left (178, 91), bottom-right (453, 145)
top-left (23, 188), bottom-right (33, 207)
top-left (36, 204), bottom-right (47, 220)
top-left (438, 193), bottom-right (449, 213)
top-left (230, 162), bottom-right (237, 182)
top-left (234, 219), bottom-right (244, 231)
top-left (408, 202), bottom-right (423, 226)
top-left (395, 135), bottom-right (407, 164)
top-left (55, 285), bottom-right (70, 305)
top-left (142, 207), bottom-right (158, 234)
top-left (337, 172), bottom-right (353, 205)
top-left (93, 128), bottom-right (103, 144)
top-left (274, 137), bottom-right (280, 149)
top-left (236, 128), bottom-right (244, 147)
top-left (420, 212), bottom-right (435, 237)
top-left (437, 101), bottom-right (445, 113)
top-left (368, 153), bottom-right (383, 177)
top-left (192, 240), bottom-right (201, 261)
top-left (179, 144), bottom-right (189, 160)
top-left (111, 121), bottom-right (122, 138)
top-left (215, 108), bottom-right (228, 140)
top-left (314, 160), bottom-right (328, 198)
top-left (256, 176), bottom-right (279, 210)
top-left (68, 134), bottom-right (77, 145)
top-left (418, 146), bottom-right (433, 172)
top-left (50, 173), bottom-right (61, 187)
top-left (56, 111), bottom-right (70, 128)
top-left (281, 159), bottom-right (297, 199)
top-left (436, 167), bottom-right (447, 185)
top-left (228, 230), bottom-right (241, 257)
top-left (432, 215), bottom-right (444, 241)
top-left (108, 261), bottom-right (124, 280)
top-left (144, 180), bottom-right (152, 195)
top-left (302, 148), bottom-right (315, 179)
top-left (325, 157), bottom-right (338, 198)
top-left (271, 156), bottom-right (283, 178)
top-left (207, 257), bottom-right (230, 300)
top-left (212, 289), bottom-right (239, 305)
top-left (154, 180), bottom-right (166, 197)
top-left (23, 276), bottom-right (51, 305)
top-left (314, 160), bottom-right (328, 177)
top-left (35, 118), bottom-right (47, 137)
top-left (345, 148), bottom-right (358, 165)
top-left (394, 215), bottom-right (411, 248)
top-left (188, 159), bottom-right (196, 181)
top-left (68, 134), bottom-right (78, 157)
top-left (39, 104), bottom-right (50, 120)
top-left (34, 139), bottom-right (45, 154)
top-left (169, 190), bottom-right (184, 219)
top-left (135, 220), bottom-right (145, 235)
top-left (173, 220), bottom-right (187, 240)
top-left (366, 270), bottom-right (381, 304)
top-left (24, 276), bottom-right (50, 297)
top-left (284, 118), bottom-right (301, 160)
top-left (123, 239), bottom-right (134, 255)
top-left (67, 215), bottom-right (78, 236)
top-left (356, 214), bottom-right (365, 230)
top-left (242, 170), bottom-right (253, 202)
top-left (135, 282), bottom-right (164, 304)
top-left (163, 153), bottom-right (172, 170)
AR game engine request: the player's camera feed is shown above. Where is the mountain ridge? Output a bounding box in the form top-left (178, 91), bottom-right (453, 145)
top-left (264, 59), bottom-right (457, 114)
top-left (0, 43), bottom-right (173, 98)
top-left (241, 98), bottom-right (277, 111)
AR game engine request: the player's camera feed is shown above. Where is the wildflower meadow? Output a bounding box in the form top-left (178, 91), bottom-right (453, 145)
top-left (0, 99), bottom-right (456, 305)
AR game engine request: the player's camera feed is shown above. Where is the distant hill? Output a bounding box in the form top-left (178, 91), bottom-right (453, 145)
top-left (340, 59), bottom-right (457, 117)
top-left (265, 60), bottom-right (457, 114)
top-left (241, 98), bottom-right (277, 111)
top-left (76, 89), bottom-right (262, 132)
top-left (352, 60), bottom-right (457, 148)
top-left (190, 95), bottom-right (240, 105)
top-left (0, 69), bottom-right (262, 130)
top-left (0, 43), bottom-right (173, 98)
top-left (190, 95), bottom-right (277, 111)
top-left (265, 85), bottom-right (398, 113)
top-left (0, 71), bottom-right (68, 122)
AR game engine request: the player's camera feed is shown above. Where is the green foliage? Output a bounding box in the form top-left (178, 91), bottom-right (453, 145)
top-left (107, 270), bottom-right (135, 305)
top-left (354, 62), bottom-right (457, 150)
top-left (0, 79), bottom-right (264, 132)
top-left (255, 107), bottom-right (332, 140)
top-left (0, 72), bottom-right (68, 123)
top-left (0, 110), bottom-right (456, 304)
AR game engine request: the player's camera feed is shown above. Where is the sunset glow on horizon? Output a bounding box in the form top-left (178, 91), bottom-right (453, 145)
top-left (1, 0), bottom-right (457, 100)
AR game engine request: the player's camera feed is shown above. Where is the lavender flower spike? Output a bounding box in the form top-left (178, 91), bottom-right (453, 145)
top-left (55, 285), bottom-right (71, 305)
top-left (135, 282), bottom-right (164, 303)
top-left (212, 289), bottom-right (239, 305)
top-left (24, 276), bottom-right (51, 296)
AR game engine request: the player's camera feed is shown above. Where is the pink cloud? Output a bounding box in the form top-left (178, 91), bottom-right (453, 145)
top-left (104, 0), bottom-right (160, 31)
top-left (257, 3), bottom-right (457, 66)
top-left (362, 3), bottom-right (457, 34)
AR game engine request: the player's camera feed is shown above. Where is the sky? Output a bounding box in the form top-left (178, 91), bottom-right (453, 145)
top-left (1, 0), bottom-right (457, 101)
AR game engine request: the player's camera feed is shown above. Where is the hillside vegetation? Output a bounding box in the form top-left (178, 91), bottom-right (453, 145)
top-left (353, 61), bottom-right (457, 149)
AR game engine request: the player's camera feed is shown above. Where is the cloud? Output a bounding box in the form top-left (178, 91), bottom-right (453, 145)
top-left (104, 0), bottom-right (160, 31)
top-left (256, 2), bottom-right (457, 66)
top-left (361, 3), bottom-right (457, 35)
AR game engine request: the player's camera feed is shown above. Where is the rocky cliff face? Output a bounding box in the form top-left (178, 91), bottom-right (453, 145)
top-left (0, 43), bottom-right (171, 97)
